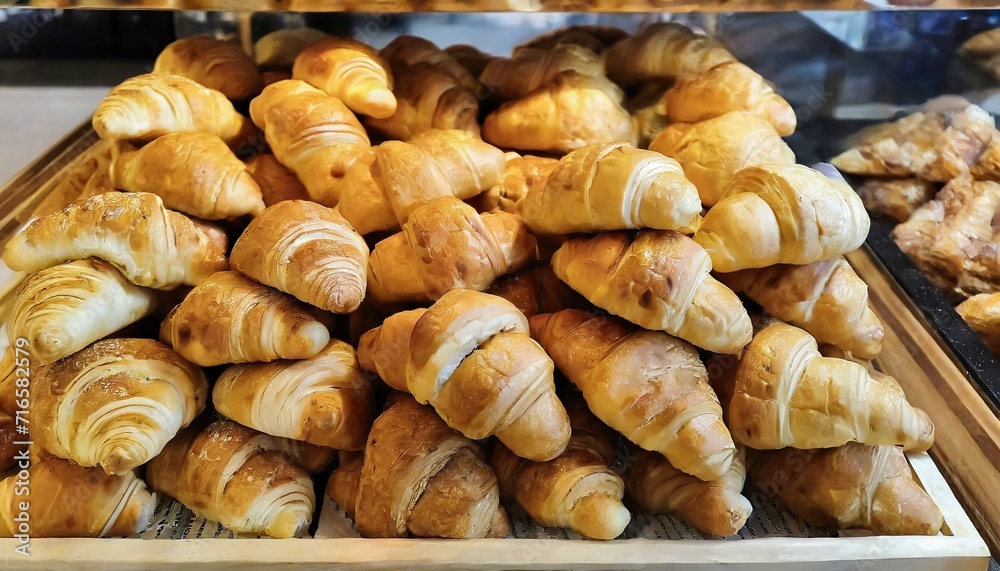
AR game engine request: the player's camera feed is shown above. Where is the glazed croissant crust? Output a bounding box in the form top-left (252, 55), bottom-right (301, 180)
top-left (292, 37), bottom-right (396, 119)
top-left (480, 44), bottom-right (605, 101)
top-left (365, 61), bottom-right (480, 140)
top-left (604, 23), bottom-right (735, 85)
top-left (154, 35), bottom-right (264, 101)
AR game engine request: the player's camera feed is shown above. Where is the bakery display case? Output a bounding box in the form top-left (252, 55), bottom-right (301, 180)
top-left (0, 6), bottom-right (1000, 571)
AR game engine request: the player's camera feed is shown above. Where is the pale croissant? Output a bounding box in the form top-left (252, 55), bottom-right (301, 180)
top-left (550, 231), bottom-right (751, 354)
top-left (380, 35), bottom-right (481, 92)
top-left (154, 35), bottom-right (264, 101)
top-left (604, 23), bottom-right (735, 85)
top-left (365, 61), bottom-right (480, 140)
top-left (480, 44), bottom-right (604, 101)
top-left (292, 37), bottom-right (396, 119)
top-left (245, 154), bottom-right (311, 206)
top-left (518, 142), bottom-right (701, 234)
top-left (368, 196), bottom-right (536, 304)
top-left (3, 192), bottom-right (229, 290)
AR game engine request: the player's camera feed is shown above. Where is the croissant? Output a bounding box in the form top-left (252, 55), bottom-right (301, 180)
top-left (154, 35), bottom-right (264, 101)
top-left (515, 25), bottom-right (628, 55)
top-left (444, 44), bottom-right (495, 77)
top-left (249, 79), bottom-right (370, 206)
top-left (110, 132), bottom-right (265, 219)
top-left (380, 35), bottom-right (481, 93)
top-left (531, 309), bottom-right (735, 481)
top-left (30, 139), bottom-right (114, 219)
top-left (856, 177), bottom-right (937, 223)
top-left (93, 73), bottom-right (256, 147)
top-left (491, 396), bottom-right (630, 540)
top-left (246, 154), bottom-right (311, 206)
top-left (518, 142), bottom-right (701, 235)
top-left (485, 264), bottom-right (588, 318)
top-left (230, 200), bottom-right (369, 313)
top-left (664, 62), bottom-right (796, 136)
top-left (327, 451), bottom-right (364, 516)
top-left (467, 152), bottom-right (558, 214)
top-left (550, 231), bottom-right (751, 354)
top-left (693, 164), bottom-right (870, 272)
top-left (3, 192), bottom-right (229, 290)
top-left (750, 443), bottom-right (943, 535)
top-left (957, 293), bottom-right (1000, 354)
top-left (0, 458), bottom-right (156, 538)
top-left (353, 393), bottom-right (512, 538)
top-left (625, 446), bottom-right (751, 536)
top-left (719, 258), bottom-right (885, 360)
top-left (358, 290), bottom-right (571, 461)
top-left (33, 338), bottom-right (208, 474)
top-left (367, 196), bottom-right (536, 304)
top-left (146, 419), bottom-right (315, 538)
top-left (76, 170), bottom-right (117, 204)
top-left (962, 28), bottom-right (1000, 57)
top-left (8, 259), bottom-right (157, 367)
top-left (482, 71), bottom-right (637, 155)
top-left (649, 111), bottom-right (796, 207)
top-left (625, 80), bottom-right (672, 149)
top-left (728, 322), bottom-right (934, 451)
top-left (160, 270), bottom-right (332, 366)
top-left (0, 413), bottom-right (14, 472)
top-left (480, 44), bottom-right (605, 101)
top-left (292, 37), bottom-right (396, 119)
top-left (365, 61), bottom-right (479, 140)
top-left (338, 129), bottom-right (505, 235)
top-left (254, 28), bottom-right (329, 69)
top-left (213, 339), bottom-right (376, 450)
top-left (604, 23), bottom-right (736, 85)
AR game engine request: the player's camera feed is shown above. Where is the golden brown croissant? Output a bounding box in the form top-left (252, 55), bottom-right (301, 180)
top-left (971, 137), bottom-right (1000, 180)
top-left (957, 293), bottom-right (1000, 354)
top-left (444, 44), bottom-right (496, 78)
top-left (664, 62), bottom-right (795, 136)
top-left (33, 338), bottom-right (208, 474)
top-left (626, 445), bottom-right (751, 536)
top-left (254, 28), bottom-right (329, 69)
top-left (0, 413), bottom-right (12, 472)
top-left (154, 35), bottom-right (264, 101)
top-left (292, 37), bottom-right (396, 119)
top-left (831, 106), bottom-right (995, 181)
top-left (380, 35), bottom-right (481, 93)
top-left (249, 79), bottom-right (370, 206)
top-left (246, 154), bottom-right (311, 206)
top-left (338, 129), bottom-right (505, 235)
top-left (365, 61), bottom-right (480, 140)
top-left (550, 231), bottom-right (751, 354)
top-left (3, 192), bottom-right (229, 290)
top-left (515, 25), bottom-right (628, 55)
top-left (76, 170), bottom-right (117, 204)
top-left (467, 152), bottom-right (559, 214)
top-left (719, 258), bottom-right (885, 360)
top-left (728, 322), bottom-right (934, 451)
top-left (0, 458), bottom-right (156, 538)
top-left (367, 196), bottom-right (536, 304)
top-left (519, 142), bottom-right (701, 234)
top-left (29, 139), bottom-right (114, 219)
top-left (856, 177), bottom-right (936, 223)
top-left (110, 132), bottom-right (265, 219)
top-left (358, 290), bottom-right (571, 461)
top-left (213, 339), bottom-right (376, 450)
top-left (8, 259), bottom-right (157, 367)
top-left (326, 451), bottom-right (364, 516)
top-left (160, 271), bottom-right (332, 366)
top-left (962, 28), bottom-right (1000, 57)
top-left (352, 393), bottom-right (512, 538)
top-left (491, 396), bottom-right (630, 540)
top-left (93, 73), bottom-right (256, 147)
top-left (480, 44), bottom-right (604, 101)
top-left (604, 23), bottom-right (735, 85)
top-left (146, 418), bottom-right (315, 538)
top-left (230, 200), bottom-right (369, 313)
top-left (531, 309), bottom-right (735, 481)
top-left (485, 264), bottom-right (588, 318)
top-left (649, 111), bottom-right (796, 207)
top-left (482, 71), bottom-right (637, 155)
top-left (751, 443), bottom-right (943, 535)
top-left (693, 164), bottom-right (870, 272)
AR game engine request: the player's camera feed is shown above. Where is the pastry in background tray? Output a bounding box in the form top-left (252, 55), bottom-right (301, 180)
top-left (664, 61), bottom-right (796, 137)
top-left (245, 154), bottom-right (311, 206)
top-left (650, 111), bottom-right (795, 207)
top-left (33, 338), bottom-right (208, 475)
top-left (466, 152), bottom-right (558, 214)
top-left (531, 309), bottom-right (736, 482)
top-left (491, 395), bottom-right (630, 540)
top-left (110, 132), bottom-right (266, 220)
top-left (358, 290), bottom-right (571, 462)
top-left (380, 35), bottom-right (481, 93)
top-left (480, 44), bottom-right (604, 101)
top-left (254, 28), bottom-right (330, 70)
top-left (855, 177), bottom-right (937, 223)
top-left (444, 44), bottom-right (496, 78)
top-left (514, 25), bottom-right (627, 55)
top-left (961, 29), bottom-right (1000, 81)
top-left (154, 34), bottom-right (265, 101)
top-left (749, 443), bottom-right (943, 536)
top-left (892, 176), bottom-right (1000, 296)
top-left (292, 37), bottom-right (396, 120)
top-left (694, 164), bottom-right (870, 272)
top-left (230, 200), bottom-right (369, 313)
top-left (147, 418), bottom-right (316, 539)
top-left (27, 138), bottom-right (114, 221)
top-left (0, 458), bottom-right (157, 538)
top-left (518, 142), bottom-right (701, 235)
top-left (367, 196), bottom-right (536, 304)
top-left (604, 23), bottom-right (735, 87)
top-left (482, 71), bottom-right (636, 155)
top-left (365, 60), bottom-right (480, 140)
top-left (160, 271), bottom-right (333, 366)
top-left (3, 191), bottom-right (229, 290)
top-left (625, 445), bottom-right (751, 537)
top-left (957, 293), bottom-right (1000, 354)
top-left (485, 264), bottom-right (589, 319)
top-left (346, 393), bottom-right (512, 539)
top-left (213, 339), bottom-right (376, 451)
top-left (93, 73), bottom-right (257, 149)
top-left (550, 230), bottom-right (752, 354)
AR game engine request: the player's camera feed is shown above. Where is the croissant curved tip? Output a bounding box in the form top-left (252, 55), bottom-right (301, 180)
top-left (691, 445), bottom-right (737, 482)
top-left (360, 89), bottom-right (398, 119)
top-left (283, 320), bottom-right (331, 359)
top-left (570, 493), bottom-right (631, 540)
top-left (267, 511), bottom-right (311, 539)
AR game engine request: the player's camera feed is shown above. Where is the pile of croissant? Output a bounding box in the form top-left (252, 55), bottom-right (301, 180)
top-left (0, 23), bottom-right (943, 542)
